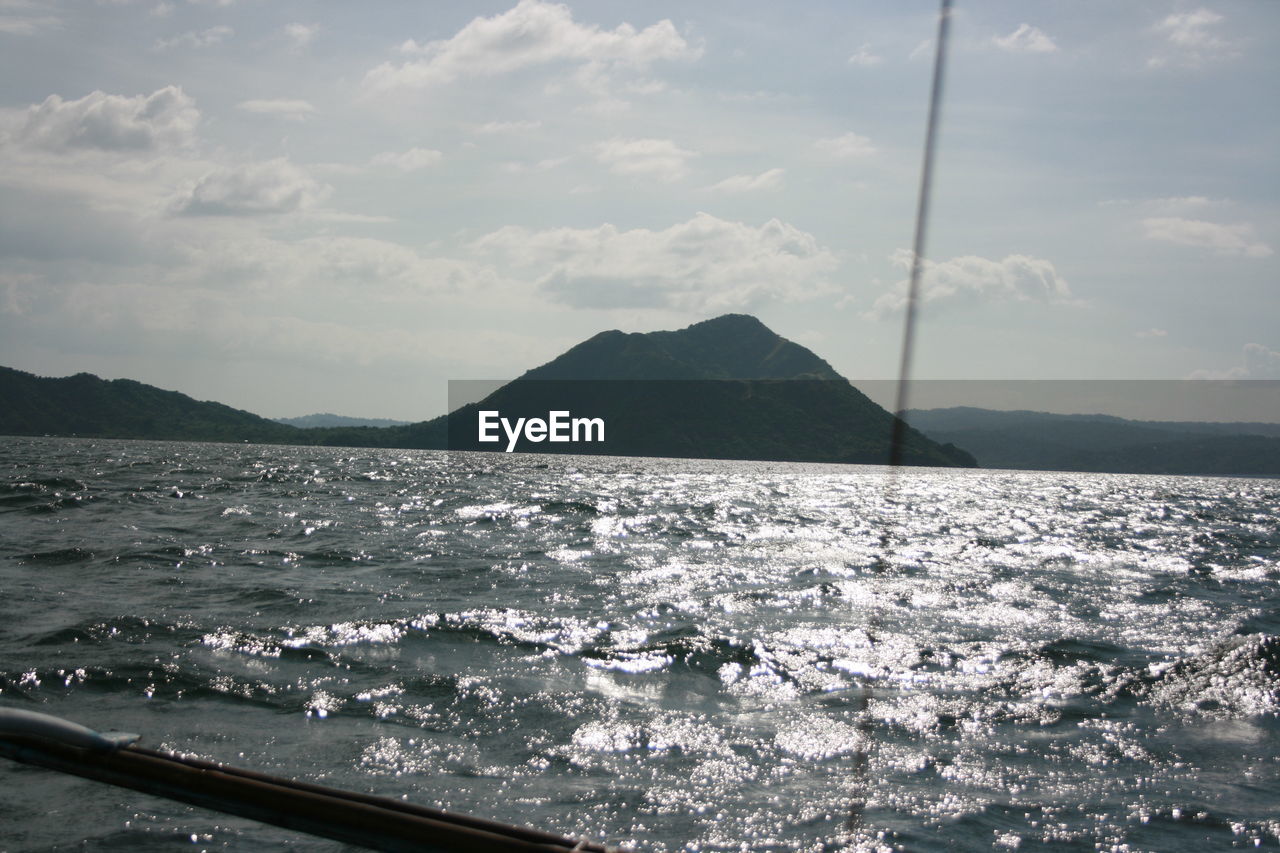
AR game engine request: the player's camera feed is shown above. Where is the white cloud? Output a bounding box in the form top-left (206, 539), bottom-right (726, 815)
top-left (500, 157), bottom-right (567, 174)
top-left (1136, 328), bottom-right (1168, 339)
top-left (54, 279), bottom-right (480, 370)
top-left (363, 0), bottom-right (699, 92)
top-left (1189, 343), bottom-right (1280, 379)
top-left (154, 24), bottom-right (232, 51)
top-left (848, 43), bottom-right (882, 67)
top-left (870, 251), bottom-right (1072, 318)
top-left (13, 86), bottom-right (199, 152)
top-left (0, 13), bottom-right (58, 34)
top-left (594, 137), bottom-right (694, 182)
top-left (815, 132), bottom-right (876, 159)
top-left (1148, 195), bottom-right (1221, 210)
top-left (471, 212), bottom-right (838, 311)
top-left (707, 168), bottom-right (784, 193)
top-left (172, 158), bottom-right (330, 216)
top-left (1149, 9), bottom-right (1237, 68)
top-left (992, 23), bottom-right (1057, 54)
top-left (1142, 217), bottom-right (1272, 258)
top-left (283, 22), bottom-right (318, 50)
top-left (909, 38), bottom-right (934, 61)
top-left (623, 78), bottom-right (665, 95)
top-left (475, 119), bottom-right (542, 134)
top-left (370, 147), bottom-right (443, 171)
top-left (1099, 196), bottom-right (1227, 212)
top-left (151, 233), bottom-right (497, 304)
top-left (1239, 343), bottom-right (1280, 379)
top-left (0, 271), bottom-right (40, 315)
top-left (1157, 9), bottom-right (1224, 48)
top-left (236, 99), bottom-right (315, 120)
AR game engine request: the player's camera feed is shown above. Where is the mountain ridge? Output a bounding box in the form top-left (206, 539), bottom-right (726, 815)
top-left (905, 406), bottom-right (1280, 476)
top-left (519, 315), bottom-right (843, 382)
top-left (439, 314), bottom-right (972, 466)
top-left (0, 315), bottom-right (973, 466)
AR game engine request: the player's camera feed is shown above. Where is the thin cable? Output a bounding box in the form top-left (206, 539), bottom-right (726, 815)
top-left (888, 0), bottom-right (952, 467)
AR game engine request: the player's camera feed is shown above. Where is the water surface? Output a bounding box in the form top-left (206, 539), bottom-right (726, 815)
top-left (1, 437), bottom-right (1278, 850)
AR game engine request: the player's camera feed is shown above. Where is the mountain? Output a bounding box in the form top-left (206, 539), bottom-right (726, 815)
top-left (906, 407), bottom-right (1280, 476)
top-left (519, 314), bottom-right (843, 381)
top-left (0, 316), bottom-right (974, 467)
top-left (274, 413), bottom-right (411, 429)
top-left (440, 315), bottom-right (975, 466)
top-left (0, 366), bottom-right (304, 444)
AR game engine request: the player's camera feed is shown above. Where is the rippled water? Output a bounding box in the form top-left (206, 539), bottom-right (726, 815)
top-left (1, 436), bottom-right (1278, 851)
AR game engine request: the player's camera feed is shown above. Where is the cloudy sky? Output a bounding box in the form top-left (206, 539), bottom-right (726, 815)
top-left (1, 1), bottom-right (1276, 420)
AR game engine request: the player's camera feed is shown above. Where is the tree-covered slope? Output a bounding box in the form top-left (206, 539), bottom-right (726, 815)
top-left (0, 315), bottom-right (974, 467)
top-left (906, 407), bottom-right (1280, 476)
top-left (0, 367), bottom-right (304, 444)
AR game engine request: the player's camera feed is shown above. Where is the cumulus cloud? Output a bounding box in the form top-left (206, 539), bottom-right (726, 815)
top-left (1149, 9), bottom-right (1237, 68)
top-left (707, 168), bottom-right (784, 193)
top-left (594, 137), bottom-right (694, 182)
top-left (236, 99), bottom-right (315, 120)
top-left (14, 86), bottom-right (199, 152)
top-left (870, 251), bottom-right (1072, 318)
top-left (370, 147), bottom-right (443, 171)
top-left (1189, 343), bottom-right (1280, 379)
top-left (471, 212), bottom-right (838, 311)
top-left (364, 0), bottom-right (699, 91)
top-left (1142, 217), bottom-right (1272, 257)
top-left (154, 25), bottom-right (232, 50)
top-left (172, 158), bottom-right (330, 216)
top-left (815, 132), bottom-right (876, 159)
top-left (992, 23), bottom-right (1057, 54)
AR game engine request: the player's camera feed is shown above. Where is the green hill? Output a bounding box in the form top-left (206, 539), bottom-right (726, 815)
top-left (0, 315), bottom-right (974, 467)
top-left (0, 367), bottom-right (303, 444)
top-left (442, 315), bottom-right (973, 466)
top-left (906, 407), bottom-right (1280, 476)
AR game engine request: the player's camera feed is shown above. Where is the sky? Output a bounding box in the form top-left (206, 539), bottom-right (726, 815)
top-left (1, 1), bottom-right (1277, 421)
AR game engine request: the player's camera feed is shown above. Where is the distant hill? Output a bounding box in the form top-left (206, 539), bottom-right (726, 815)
top-left (274, 413), bottom-right (411, 429)
top-left (520, 313), bottom-right (844, 381)
top-left (0, 366), bottom-right (304, 444)
top-left (8, 321), bottom-right (1279, 475)
top-left (440, 314), bottom-right (974, 466)
top-left (0, 366), bottom-right (426, 449)
top-left (906, 407), bottom-right (1280, 476)
top-left (0, 315), bottom-right (974, 467)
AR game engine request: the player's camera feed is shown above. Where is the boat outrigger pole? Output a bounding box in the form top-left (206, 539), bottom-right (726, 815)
top-left (0, 708), bottom-right (622, 853)
top-left (888, 0), bottom-right (953, 467)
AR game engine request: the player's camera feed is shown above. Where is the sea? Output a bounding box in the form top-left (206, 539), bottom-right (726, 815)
top-left (1, 436), bottom-right (1278, 852)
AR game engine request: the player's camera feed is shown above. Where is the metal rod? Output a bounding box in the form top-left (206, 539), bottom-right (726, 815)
top-left (0, 733), bottom-right (619, 853)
